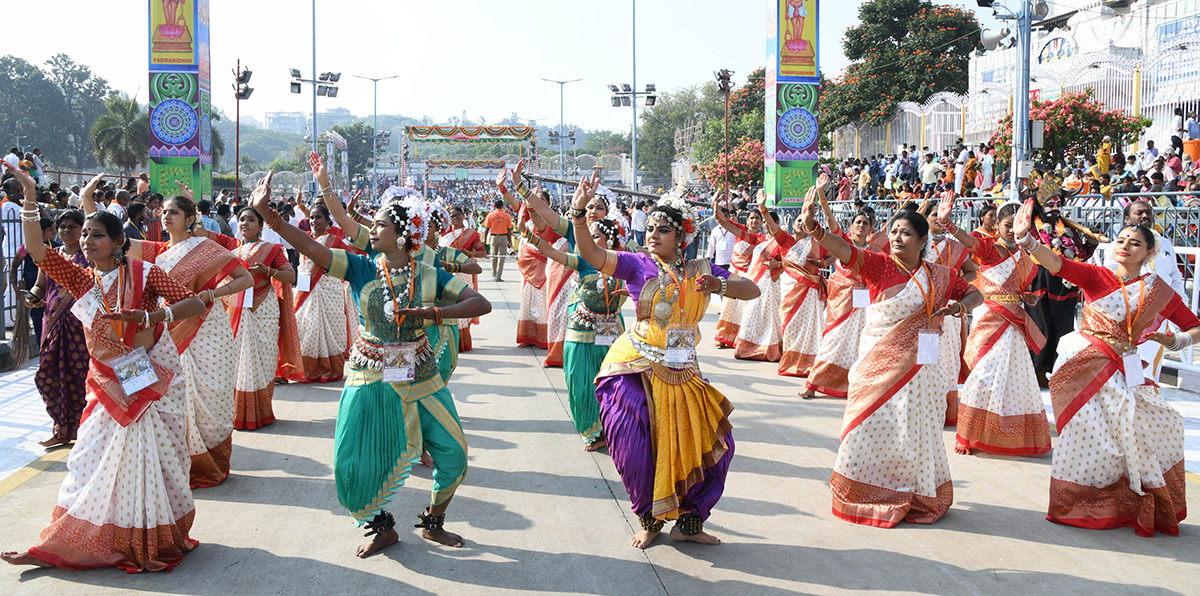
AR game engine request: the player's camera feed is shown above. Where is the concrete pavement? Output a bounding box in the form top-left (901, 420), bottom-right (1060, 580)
top-left (1, 264), bottom-right (1198, 595)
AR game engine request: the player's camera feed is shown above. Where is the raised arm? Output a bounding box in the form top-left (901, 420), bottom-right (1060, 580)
top-left (4, 163), bottom-right (45, 263)
top-left (799, 184), bottom-right (854, 265)
top-left (569, 177), bottom-right (618, 275)
top-left (1013, 199), bottom-right (1063, 274)
top-left (251, 172), bottom-right (334, 272)
top-left (935, 194), bottom-right (976, 249)
top-left (79, 172), bottom-right (105, 215)
top-left (757, 191), bottom-right (782, 236)
top-left (309, 152), bottom-right (368, 242)
top-left (818, 185), bottom-right (841, 236)
top-left (524, 231), bottom-right (573, 267)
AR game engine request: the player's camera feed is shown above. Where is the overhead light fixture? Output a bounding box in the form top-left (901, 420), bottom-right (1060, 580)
top-left (621, 83), bottom-right (632, 92)
top-left (290, 68), bottom-right (301, 79)
top-left (328, 72), bottom-right (341, 83)
top-left (645, 95), bottom-right (656, 107)
top-left (317, 85), bottom-right (328, 96)
top-left (237, 86), bottom-right (254, 100)
top-left (645, 83), bottom-right (655, 92)
top-left (327, 86), bottom-right (338, 98)
top-left (608, 84), bottom-right (619, 93)
top-left (621, 96), bottom-right (631, 107)
top-left (236, 69), bottom-right (253, 85)
top-left (319, 72), bottom-right (330, 82)
top-left (610, 96), bottom-right (621, 107)
top-left (290, 81), bottom-right (302, 94)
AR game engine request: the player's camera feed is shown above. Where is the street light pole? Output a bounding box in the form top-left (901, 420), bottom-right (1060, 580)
top-left (312, 0), bottom-right (318, 157)
top-left (353, 74), bottom-right (399, 197)
top-left (1011, 2), bottom-right (1032, 197)
top-left (541, 77), bottom-right (582, 200)
top-left (236, 59), bottom-right (241, 198)
top-left (631, 0), bottom-right (638, 191)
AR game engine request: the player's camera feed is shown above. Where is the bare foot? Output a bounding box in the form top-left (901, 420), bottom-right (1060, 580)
top-left (630, 530), bottom-right (660, 549)
top-left (1, 551), bottom-right (52, 567)
top-left (670, 527), bottom-right (721, 545)
top-left (422, 528), bottom-right (465, 548)
top-left (419, 451), bottom-right (433, 468)
top-left (954, 445), bottom-right (972, 455)
top-left (798, 390), bottom-right (816, 400)
top-left (37, 437), bottom-right (70, 448)
top-left (714, 342), bottom-right (728, 349)
top-left (584, 438), bottom-right (607, 452)
top-left (354, 529), bottom-right (399, 558)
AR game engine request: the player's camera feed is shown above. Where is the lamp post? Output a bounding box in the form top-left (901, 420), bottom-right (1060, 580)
top-left (608, 83), bottom-right (656, 190)
top-left (541, 77), bottom-right (581, 199)
top-left (232, 60), bottom-right (254, 199)
top-left (715, 69), bottom-right (734, 196)
top-left (353, 74), bottom-right (399, 197)
top-left (290, 67), bottom-right (340, 196)
top-left (979, 0), bottom-right (1047, 198)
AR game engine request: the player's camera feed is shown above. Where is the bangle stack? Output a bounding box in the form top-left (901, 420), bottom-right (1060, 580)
top-left (433, 307), bottom-right (445, 326)
top-left (268, 210), bottom-right (281, 229)
top-left (140, 310), bottom-right (153, 329)
top-left (1169, 332), bottom-right (1194, 352)
top-left (942, 219), bottom-right (958, 235)
top-left (20, 206), bottom-right (39, 222)
top-left (319, 184), bottom-right (333, 195)
top-left (569, 207), bottom-right (586, 220)
top-left (718, 277), bottom-right (728, 297)
top-left (513, 181), bottom-right (531, 198)
top-left (1016, 233), bottom-right (1038, 252)
top-left (164, 306), bottom-right (175, 323)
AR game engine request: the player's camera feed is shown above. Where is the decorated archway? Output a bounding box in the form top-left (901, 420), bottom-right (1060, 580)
top-left (403, 125), bottom-right (536, 188)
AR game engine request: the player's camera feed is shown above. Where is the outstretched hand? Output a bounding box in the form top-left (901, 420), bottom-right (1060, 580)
top-left (309, 152), bottom-right (330, 187)
top-left (937, 193), bottom-right (954, 226)
top-left (0, 161), bottom-right (35, 196)
top-left (1014, 199), bottom-right (1035, 239)
top-left (175, 180), bottom-right (194, 200)
top-left (84, 173), bottom-right (106, 194)
top-left (931, 301), bottom-right (964, 318)
top-left (495, 168), bottom-right (508, 190)
top-left (251, 171), bottom-right (274, 214)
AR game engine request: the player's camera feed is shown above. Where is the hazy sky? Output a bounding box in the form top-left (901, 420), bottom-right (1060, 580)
top-left (7, 1), bottom-right (995, 132)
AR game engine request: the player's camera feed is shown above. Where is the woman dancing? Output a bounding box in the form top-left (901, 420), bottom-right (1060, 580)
top-left (525, 216), bottom-right (628, 451)
top-left (713, 205), bottom-right (766, 348)
top-left (206, 202), bottom-right (302, 430)
top-left (80, 176), bottom-right (252, 488)
top-left (802, 194), bottom-right (982, 527)
top-left (777, 187), bottom-right (830, 377)
top-left (1013, 199), bottom-right (1198, 537)
top-left (27, 210), bottom-right (89, 447)
top-left (291, 204), bottom-right (356, 383)
top-left (719, 199), bottom-right (787, 362)
top-left (572, 176), bottom-right (760, 548)
top-left (921, 198), bottom-right (978, 425)
top-left (956, 203), bottom-right (1050, 456)
top-left (2, 162), bottom-right (208, 571)
top-left (440, 205), bottom-right (487, 352)
top-left (264, 157), bottom-right (491, 556)
top-left (803, 198), bottom-right (878, 398)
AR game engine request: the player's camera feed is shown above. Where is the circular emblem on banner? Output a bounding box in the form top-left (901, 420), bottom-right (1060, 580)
top-left (200, 114), bottom-right (212, 153)
top-left (778, 107), bottom-right (818, 151)
top-left (151, 99), bottom-right (198, 145)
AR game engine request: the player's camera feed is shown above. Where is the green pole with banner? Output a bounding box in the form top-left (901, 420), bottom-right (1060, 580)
top-left (765, 0), bottom-right (819, 207)
top-left (148, 0), bottom-right (212, 201)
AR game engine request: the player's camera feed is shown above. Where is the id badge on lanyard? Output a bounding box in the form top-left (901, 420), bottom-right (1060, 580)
top-left (594, 317), bottom-right (620, 347)
top-left (296, 273), bottom-right (311, 293)
top-left (852, 286), bottom-right (871, 309)
top-left (111, 346), bottom-right (159, 396)
top-left (241, 288), bottom-right (254, 309)
top-left (1122, 351), bottom-right (1145, 386)
top-left (917, 329), bottom-right (940, 365)
top-left (382, 343), bottom-right (418, 383)
top-left (664, 325), bottom-right (697, 368)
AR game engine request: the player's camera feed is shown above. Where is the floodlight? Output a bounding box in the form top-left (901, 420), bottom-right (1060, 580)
top-left (290, 68), bottom-right (301, 79)
top-left (237, 70), bottom-right (253, 85)
top-left (645, 95), bottom-right (656, 107)
top-left (319, 72), bottom-right (330, 81)
top-left (327, 86), bottom-right (338, 98)
top-left (290, 81), bottom-right (302, 93)
top-left (317, 85), bottom-right (328, 96)
top-left (237, 86), bottom-right (254, 100)
top-left (645, 83), bottom-right (655, 92)
top-left (621, 96), bottom-right (631, 107)
top-left (608, 84), bottom-right (619, 93)
top-left (328, 72), bottom-right (341, 83)
top-left (621, 83), bottom-right (632, 92)
top-left (611, 96), bottom-right (621, 107)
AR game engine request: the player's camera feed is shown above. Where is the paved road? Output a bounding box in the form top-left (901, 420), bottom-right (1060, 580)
top-left (1, 268), bottom-right (1198, 595)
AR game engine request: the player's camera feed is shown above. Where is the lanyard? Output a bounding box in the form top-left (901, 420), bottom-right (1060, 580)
top-left (652, 255), bottom-right (688, 323)
top-left (238, 240), bottom-right (261, 263)
top-left (601, 274), bottom-right (615, 313)
top-left (892, 256), bottom-right (934, 318)
top-left (1117, 273), bottom-right (1146, 341)
top-left (92, 265), bottom-right (126, 340)
top-left (381, 255), bottom-right (417, 330)
top-left (1004, 242), bottom-right (1027, 289)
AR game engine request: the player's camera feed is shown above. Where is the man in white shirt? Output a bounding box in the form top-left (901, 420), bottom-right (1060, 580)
top-left (2, 148), bottom-right (19, 171)
top-left (630, 202), bottom-right (648, 246)
top-left (1097, 200), bottom-right (1186, 382)
top-left (954, 140), bottom-right (969, 194)
top-left (0, 177), bottom-right (25, 327)
top-left (106, 190), bottom-right (130, 221)
top-left (980, 147), bottom-right (995, 190)
top-left (705, 207), bottom-right (736, 268)
top-left (30, 149), bottom-right (45, 181)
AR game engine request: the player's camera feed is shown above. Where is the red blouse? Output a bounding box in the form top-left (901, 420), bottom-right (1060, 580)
top-left (1058, 260), bottom-right (1200, 330)
top-left (849, 246), bottom-right (971, 303)
top-left (727, 221), bottom-right (770, 245)
top-left (38, 249), bottom-right (193, 309)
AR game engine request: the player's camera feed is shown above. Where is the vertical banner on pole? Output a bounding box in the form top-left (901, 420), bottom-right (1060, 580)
top-left (148, 0), bottom-right (212, 201)
top-left (765, 0), bottom-right (819, 207)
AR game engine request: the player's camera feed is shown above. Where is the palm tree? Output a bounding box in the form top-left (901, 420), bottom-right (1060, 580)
top-left (90, 93), bottom-right (148, 174)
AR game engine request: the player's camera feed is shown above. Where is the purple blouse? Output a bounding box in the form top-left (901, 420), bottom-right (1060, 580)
top-left (612, 252), bottom-right (732, 302)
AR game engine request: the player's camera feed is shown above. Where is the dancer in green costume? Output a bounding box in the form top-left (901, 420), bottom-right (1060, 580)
top-left (254, 156), bottom-right (491, 558)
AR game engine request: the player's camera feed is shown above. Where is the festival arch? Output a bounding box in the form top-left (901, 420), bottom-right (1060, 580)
top-left (403, 126), bottom-right (537, 187)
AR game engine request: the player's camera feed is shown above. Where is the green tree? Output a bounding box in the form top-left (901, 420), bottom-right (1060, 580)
top-left (988, 89), bottom-right (1151, 168)
top-left (328, 120), bottom-right (376, 178)
top-left (0, 55), bottom-right (73, 167)
top-left (637, 83), bottom-right (724, 179)
top-left (581, 129), bottom-right (630, 156)
top-left (695, 68), bottom-right (766, 165)
top-left (821, 0), bottom-right (979, 128)
top-left (90, 93), bottom-right (149, 173)
top-left (44, 54), bottom-right (112, 169)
